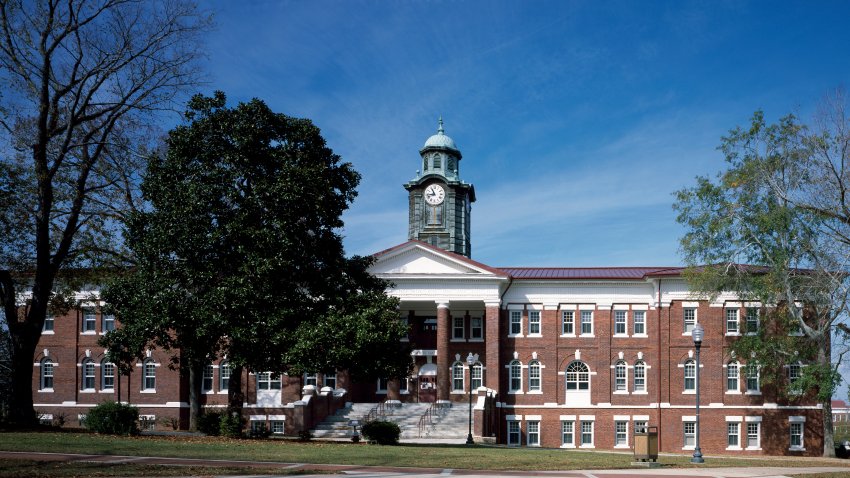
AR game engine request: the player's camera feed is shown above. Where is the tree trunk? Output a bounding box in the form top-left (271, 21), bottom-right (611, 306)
top-left (819, 343), bottom-right (836, 457)
top-left (187, 359), bottom-right (203, 432)
top-left (227, 365), bottom-right (244, 412)
top-left (6, 297), bottom-right (48, 428)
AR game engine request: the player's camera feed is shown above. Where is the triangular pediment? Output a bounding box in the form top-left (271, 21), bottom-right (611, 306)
top-left (370, 241), bottom-right (505, 277)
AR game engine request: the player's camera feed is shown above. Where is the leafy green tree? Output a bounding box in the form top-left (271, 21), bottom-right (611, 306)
top-left (101, 92), bottom-right (410, 430)
top-left (0, 0), bottom-right (209, 427)
top-left (675, 108), bottom-right (850, 457)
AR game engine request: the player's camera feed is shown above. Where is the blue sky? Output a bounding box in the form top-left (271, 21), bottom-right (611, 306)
top-left (202, 0), bottom-right (850, 268)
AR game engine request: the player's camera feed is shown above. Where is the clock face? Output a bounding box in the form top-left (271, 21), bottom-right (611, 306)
top-left (424, 183), bottom-right (445, 205)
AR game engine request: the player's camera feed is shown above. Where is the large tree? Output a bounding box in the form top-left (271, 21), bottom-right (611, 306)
top-left (0, 0), bottom-right (209, 427)
top-left (675, 105), bottom-right (850, 457)
top-left (101, 92), bottom-right (411, 429)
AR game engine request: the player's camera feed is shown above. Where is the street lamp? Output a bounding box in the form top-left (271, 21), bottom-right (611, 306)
top-left (691, 323), bottom-right (705, 464)
top-left (466, 352), bottom-right (478, 445)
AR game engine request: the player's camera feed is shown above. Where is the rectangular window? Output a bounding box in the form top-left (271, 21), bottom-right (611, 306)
top-left (580, 310), bottom-right (593, 335)
top-left (82, 361), bottom-right (95, 390)
top-left (271, 420), bottom-right (285, 435)
top-left (471, 364), bottom-right (483, 389)
top-left (747, 422), bottom-right (760, 449)
top-left (220, 363), bottom-right (231, 391)
top-left (528, 311), bottom-right (541, 335)
top-left (615, 364), bottom-right (626, 391)
top-left (561, 421), bottom-right (574, 446)
top-left (453, 317), bottom-right (464, 339)
top-left (82, 308), bottom-right (96, 332)
top-left (726, 308), bottom-right (739, 334)
top-left (139, 415), bottom-right (156, 431)
top-left (683, 308), bottom-right (695, 333)
top-left (509, 311), bottom-right (522, 335)
top-left (788, 364), bottom-right (801, 386)
top-left (580, 421), bottom-right (593, 446)
top-left (727, 362), bottom-right (739, 392)
top-left (102, 314), bottom-right (115, 332)
top-left (452, 364), bottom-right (464, 391)
top-left (143, 362), bottom-right (156, 390)
top-left (257, 372), bottom-right (281, 390)
top-left (746, 307), bottom-right (760, 333)
top-left (304, 373), bottom-right (318, 387)
top-left (399, 377), bottom-right (409, 392)
top-left (377, 377), bottom-right (389, 392)
top-left (614, 310), bottom-right (626, 335)
top-left (634, 420), bottom-right (647, 434)
top-left (790, 422), bottom-right (803, 448)
top-left (323, 372), bottom-right (337, 389)
top-left (43, 314), bottom-right (54, 332)
top-left (527, 421), bottom-right (540, 446)
top-left (634, 363), bottom-right (646, 392)
top-left (510, 362), bottom-right (521, 392)
top-left (508, 421), bottom-right (521, 445)
top-left (633, 310), bottom-right (645, 335)
top-left (684, 422), bottom-right (696, 447)
top-left (615, 421), bottom-right (628, 446)
top-left (746, 365), bottom-right (760, 393)
top-left (102, 362), bottom-right (115, 390)
top-left (202, 365), bottom-right (214, 392)
top-left (561, 311), bottom-right (574, 335)
top-left (470, 317), bottom-right (483, 339)
top-left (727, 422), bottom-right (740, 447)
top-left (684, 362), bottom-right (695, 391)
top-left (528, 363), bottom-right (540, 391)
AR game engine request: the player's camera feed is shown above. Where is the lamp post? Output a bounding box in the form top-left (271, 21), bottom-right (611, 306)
top-left (466, 352), bottom-right (478, 445)
top-left (691, 323), bottom-right (705, 464)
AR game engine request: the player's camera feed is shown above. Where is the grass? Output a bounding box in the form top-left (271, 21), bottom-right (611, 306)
top-left (0, 459), bottom-right (312, 478)
top-left (0, 431), bottom-right (848, 472)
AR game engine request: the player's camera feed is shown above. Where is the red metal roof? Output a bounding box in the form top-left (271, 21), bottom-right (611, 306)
top-left (499, 267), bottom-right (683, 280)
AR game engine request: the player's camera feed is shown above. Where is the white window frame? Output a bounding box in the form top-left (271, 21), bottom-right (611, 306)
top-left (509, 310), bottom-right (522, 336)
top-left (580, 310), bottom-right (593, 335)
top-left (614, 420), bottom-right (628, 448)
top-left (271, 420), bottom-right (285, 435)
top-left (101, 361), bottom-right (115, 391)
top-left (40, 358), bottom-right (54, 391)
top-left (746, 307), bottom-right (760, 334)
top-left (683, 421), bottom-right (696, 449)
top-left (561, 310), bottom-right (574, 335)
top-left (633, 360), bottom-right (646, 392)
top-left (614, 310), bottom-right (627, 336)
top-left (453, 316), bottom-right (465, 340)
top-left (684, 359), bottom-right (695, 392)
top-left (376, 377), bottom-right (389, 393)
top-left (509, 360), bottom-right (522, 393)
top-left (528, 360), bottom-right (541, 392)
top-left (746, 363), bottom-right (760, 394)
top-left (614, 360), bottom-right (627, 392)
top-left (633, 310), bottom-right (645, 336)
top-left (580, 420), bottom-right (594, 448)
top-left (102, 314), bottom-right (115, 332)
top-left (81, 359), bottom-right (96, 391)
top-left (82, 307), bottom-right (97, 333)
top-left (789, 416), bottom-right (805, 451)
top-left (726, 361), bottom-right (740, 393)
top-left (746, 420), bottom-right (761, 450)
top-left (508, 420), bottom-right (521, 446)
top-left (43, 314), bottom-right (54, 333)
top-left (257, 372), bottom-right (282, 390)
top-left (304, 372), bottom-right (318, 387)
top-left (470, 317), bottom-right (483, 340)
top-left (323, 371), bottom-right (337, 389)
top-left (725, 308), bottom-right (739, 335)
top-left (527, 420), bottom-right (540, 447)
top-left (528, 310), bottom-right (541, 335)
top-left (683, 308), bottom-right (696, 334)
top-left (561, 420), bottom-right (574, 448)
top-left (142, 359), bottom-right (156, 391)
top-left (471, 362), bottom-right (483, 389)
top-left (727, 421), bottom-right (740, 449)
top-left (202, 364), bottom-right (214, 392)
top-left (220, 361), bottom-right (231, 391)
top-left (566, 361), bottom-right (590, 390)
top-left (452, 361), bottom-right (465, 392)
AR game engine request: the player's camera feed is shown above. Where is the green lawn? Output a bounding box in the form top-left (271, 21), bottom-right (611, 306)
top-left (0, 432), bottom-right (848, 472)
top-left (0, 459), bottom-right (308, 478)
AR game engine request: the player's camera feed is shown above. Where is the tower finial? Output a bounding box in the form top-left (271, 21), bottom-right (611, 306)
top-left (437, 116), bottom-right (444, 134)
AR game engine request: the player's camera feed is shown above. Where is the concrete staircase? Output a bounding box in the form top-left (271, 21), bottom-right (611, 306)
top-left (310, 402), bottom-right (471, 440)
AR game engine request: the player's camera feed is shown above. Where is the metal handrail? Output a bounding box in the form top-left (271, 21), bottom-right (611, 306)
top-left (417, 402), bottom-right (438, 438)
top-left (363, 400), bottom-right (389, 423)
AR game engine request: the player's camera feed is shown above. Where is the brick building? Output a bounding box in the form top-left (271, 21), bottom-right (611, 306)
top-left (29, 120), bottom-right (823, 455)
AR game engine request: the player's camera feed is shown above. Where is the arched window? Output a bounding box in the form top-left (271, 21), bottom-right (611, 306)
top-left (614, 360), bottom-right (627, 392)
top-left (684, 359), bottom-right (695, 391)
top-left (452, 361), bottom-right (464, 391)
top-left (633, 360), bottom-right (646, 392)
top-left (566, 361), bottom-right (589, 390)
top-left (202, 363), bottom-right (214, 392)
top-left (471, 362), bottom-right (483, 389)
top-left (143, 359), bottom-right (156, 390)
top-left (509, 360), bottom-right (522, 392)
top-left (528, 360), bottom-right (541, 392)
top-left (726, 361), bottom-right (740, 392)
top-left (40, 358), bottom-right (54, 390)
top-left (82, 359), bottom-right (95, 390)
top-left (101, 360), bottom-right (115, 391)
top-left (220, 361), bottom-right (231, 391)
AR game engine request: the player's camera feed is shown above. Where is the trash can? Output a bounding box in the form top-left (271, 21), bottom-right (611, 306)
top-left (634, 425), bottom-right (658, 462)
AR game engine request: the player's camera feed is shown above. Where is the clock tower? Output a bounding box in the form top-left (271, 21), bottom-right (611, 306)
top-left (404, 118), bottom-right (475, 257)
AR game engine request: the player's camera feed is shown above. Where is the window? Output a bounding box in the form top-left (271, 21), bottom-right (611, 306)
top-left (220, 362), bottom-right (231, 391)
top-left (377, 377), bottom-right (389, 392)
top-left (634, 420), bottom-right (647, 433)
top-left (453, 317), bottom-right (465, 339)
top-left (452, 361), bottom-right (464, 391)
top-left (470, 317), bottom-right (483, 339)
top-left (528, 360), bottom-right (541, 392)
top-left (580, 421), bottom-right (593, 446)
top-left (471, 362), bottom-right (483, 389)
top-left (427, 205), bottom-right (442, 225)
top-left (684, 359), bottom-right (696, 391)
top-left (790, 422), bottom-right (804, 449)
top-left (566, 361), bottom-right (589, 390)
top-left (615, 421), bottom-right (628, 447)
top-left (726, 308), bottom-right (739, 334)
top-left (399, 376), bottom-right (409, 393)
top-left (102, 314), bottom-right (115, 332)
top-left (528, 311), bottom-right (541, 335)
top-left (561, 421), bottom-right (574, 446)
top-left (746, 364), bottom-right (760, 393)
top-left (634, 360), bottom-right (646, 392)
top-left (726, 361), bottom-right (739, 392)
top-left (82, 307), bottom-right (96, 332)
top-left (561, 311), bottom-right (574, 335)
top-left (527, 421), bottom-right (540, 446)
top-left (102, 361), bottom-right (114, 390)
top-left (747, 422), bottom-right (760, 449)
top-left (250, 420), bottom-right (265, 435)
top-left (257, 372), bottom-right (281, 390)
top-left (509, 360), bottom-right (522, 392)
top-left (580, 310), bottom-right (593, 335)
top-left (788, 363), bottom-right (801, 387)
top-left (323, 372), bottom-right (337, 389)
top-left (683, 308), bottom-right (695, 333)
top-left (614, 311), bottom-right (626, 335)
top-left (139, 415), bottom-right (156, 431)
top-left (433, 154), bottom-right (441, 169)
top-left (43, 314), bottom-right (54, 332)
top-left (304, 373), bottom-right (318, 387)
top-left (727, 422), bottom-right (740, 447)
top-left (746, 307), bottom-right (760, 333)
top-left (271, 420), bottom-right (285, 435)
top-left (82, 359), bottom-right (95, 390)
top-left (509, 311), bottom-right (522, 335)
top-left (143, 359), bottom-right (156, 390)
top-left (633, 310), bottom-right (645, 335)
top-left (203, 364), bottom-right (214, 392)
top-left (508, 420), bottom-right (521, 445)
top-left (684, 421), bottom-right (696, 448)
top-left (614, 361), bottom-right (627, 392)
top-left (40, 358), bottom-right (54, 390)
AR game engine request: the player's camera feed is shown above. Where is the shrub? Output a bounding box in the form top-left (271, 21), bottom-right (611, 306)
top-left (219, 411), bottom-right (243, 438)
top-left (196, 411), bottom-right (222, 435)
top-left (85, 401), bottom-right (139, 436)
top-left (361, 420), bottom-right (400, 445)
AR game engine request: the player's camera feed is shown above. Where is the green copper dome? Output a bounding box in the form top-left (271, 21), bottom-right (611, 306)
top-left (421, 117), bottom-right (460, 154)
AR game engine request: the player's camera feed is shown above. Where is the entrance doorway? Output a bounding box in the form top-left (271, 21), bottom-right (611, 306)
top-left (418, 363), bottom-right (437, 403)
